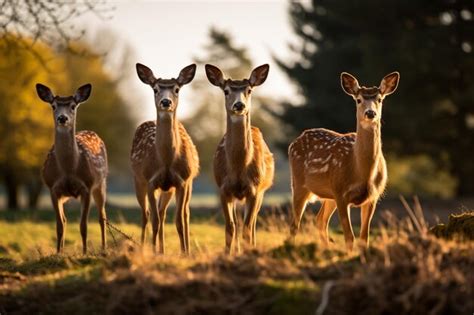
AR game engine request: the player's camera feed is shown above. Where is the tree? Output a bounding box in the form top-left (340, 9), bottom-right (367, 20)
top-left (182, 28), bottom-right (284, 187)
top-left (59, 38), bottom-right (138, 176)
top-left (0, 34), bottom-right (138, 210)
top-left (276, 0), bottom-right (474, 196)
top-left (0, 37), bottom-right (66, 209)
top-left (0, 0), bottom-right (112, 61)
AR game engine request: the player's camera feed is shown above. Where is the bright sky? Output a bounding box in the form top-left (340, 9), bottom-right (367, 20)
top-left (83, 0), bottom-right (300, 120)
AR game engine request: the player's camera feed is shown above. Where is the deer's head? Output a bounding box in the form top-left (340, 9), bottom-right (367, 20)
top-left (36, 83), bottom-right (92, 131)
top-left (136, 63), bottom-right (196, 115)
top-left (205, 64), bottom-right (269, 120)
top-left (341, 72), bottom-right (399, 129)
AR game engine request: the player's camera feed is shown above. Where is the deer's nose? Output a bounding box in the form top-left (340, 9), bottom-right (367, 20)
top-left (161, 99), bottom-right (171, 108)
top-left (57, 115), bottom-right (68, 124)
top-left (365, 110), bottom-right (376, 120)
top-left (233, 102), bottom-right (245, 112)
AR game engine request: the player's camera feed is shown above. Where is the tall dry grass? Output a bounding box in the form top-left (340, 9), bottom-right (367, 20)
top-left (0, 200), bottom-right (473, 314)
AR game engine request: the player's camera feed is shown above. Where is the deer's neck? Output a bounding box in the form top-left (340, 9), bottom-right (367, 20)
top-left (354, 122), bottom-right (382, 180)
top-left (225, 114), bottom-right (254, 174)
top-left (54, 126), bottom-right (79, 173)
top-left (156, 112), bottom-right (181, 167)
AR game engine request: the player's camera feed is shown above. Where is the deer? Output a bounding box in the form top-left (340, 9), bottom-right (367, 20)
top-left (36, 83), bottom-right (108, 255)
top-left (131, 63), bottom-right (199, 255)
top-left (288, 71), bottom-right (400, 251)
top-left (205, 64), bottom-right (275, 254)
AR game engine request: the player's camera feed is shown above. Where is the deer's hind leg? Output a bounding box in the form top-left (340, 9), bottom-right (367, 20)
top-left (93, 180), bottom-right (107, 252)
top-left (315, 199), bottom-right (337, 244)
top-left (290, 181), bottom-right (311, 239)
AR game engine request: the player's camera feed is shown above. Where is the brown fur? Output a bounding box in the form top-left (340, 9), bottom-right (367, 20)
top-left (37, 82), bottom-right (108, 255)
top-left (289, 72), bottom-right (399, 250)
top-left (131, 63), bottom-right (199, 255)
top-left (206, 64), bottom-right (274, 254)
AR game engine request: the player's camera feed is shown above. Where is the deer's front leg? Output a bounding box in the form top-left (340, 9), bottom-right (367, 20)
top-left (243, 192), bottom-right (262, 248)
top-left (220, 193), bottom-right (236, 254)
top-left (51, 193), bottom-right (66, 254)
top-left (175, 185), bottom-right (187, 254)
top-left (80, 191), bottom-right (91, 255)
top-left (147, 185), bottom-right (159, 253)
top-left (92, 181), bottom-right (107, 252)
top-left (182, 182), bottom-right (192, 254)
top-left (335, 197), bottom-right (355, 251)
top-left (157, 190), bottom-right (173, 254)
top-left (360, 200), bottom-right (376, 247)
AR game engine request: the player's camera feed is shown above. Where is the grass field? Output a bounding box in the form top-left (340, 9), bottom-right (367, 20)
top-left (0, 204), bottom-right (473, 314)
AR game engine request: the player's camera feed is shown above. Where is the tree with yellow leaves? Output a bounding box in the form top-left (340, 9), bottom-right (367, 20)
top-left (0, 37), bottom-right (66, 209)
top-left (0, 35), bottom-right (137, 210)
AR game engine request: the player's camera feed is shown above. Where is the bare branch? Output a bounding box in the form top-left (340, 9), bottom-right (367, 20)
top-left (0, 0), bottom-right (114, 62)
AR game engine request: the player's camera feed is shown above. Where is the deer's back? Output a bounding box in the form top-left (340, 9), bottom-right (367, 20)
top-left (214, 126), bottom-right (274, 199)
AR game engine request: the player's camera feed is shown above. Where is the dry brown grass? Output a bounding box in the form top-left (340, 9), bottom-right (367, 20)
top-left (0, 205), bottom-right (473, 315)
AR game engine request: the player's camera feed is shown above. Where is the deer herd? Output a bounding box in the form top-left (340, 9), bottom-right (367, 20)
top-left (35, 63), bottom-right (399, 255)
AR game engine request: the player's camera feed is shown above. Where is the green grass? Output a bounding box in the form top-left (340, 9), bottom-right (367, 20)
top-left (0, 207), bottom-right (472, 315)
top-left (0, 207), bottom-right (294, 260)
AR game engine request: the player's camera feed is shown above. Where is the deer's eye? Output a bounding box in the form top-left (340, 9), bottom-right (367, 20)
top-left (224, 90), bottom-right (229, 96)
top-left (248, 89), bottom-right (252, 95)
top-left (153, 88), bottom-right (158, 94)
top-left (52, 105), bottom-right (56, 110)
top-left (71, 105), bottom-right (76, 111)
top-left (356, 99), bottom-right (362, 104)
top-left (175, 88), bottom-right (180, 93)
top-left (377, 97), bottom-right (382, 103)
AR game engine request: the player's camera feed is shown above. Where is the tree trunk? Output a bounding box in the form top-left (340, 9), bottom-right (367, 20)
top-left (4, 170), bottom-right (19, 210)
top-left (27, 178), bottom-right (43, 210)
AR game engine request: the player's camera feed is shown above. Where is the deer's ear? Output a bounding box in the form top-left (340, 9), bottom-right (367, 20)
top-left (380, 72), bottom-right (400, 96)
top-left (136, 63), bottom-right (156, 86)
top-left (74, 84), bottom-right (92, 103)
top-left (36, 83), bottom-right (54, 103)
top-left (177, 64), bottom-right (196, 86)
top-left (340, 72), bottom-right (360, 96)
top-left (205, 64), bottom-right (225, 88)
top-left (249, 64), bottom-right (269, 87)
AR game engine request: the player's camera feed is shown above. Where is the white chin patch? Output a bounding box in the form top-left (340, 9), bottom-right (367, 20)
top-left (230, 115), bottom-right (245, 123)
top-left (159, 112), bottom-right (173, 119)
top-left (361, 119), bottom-right (377, 130)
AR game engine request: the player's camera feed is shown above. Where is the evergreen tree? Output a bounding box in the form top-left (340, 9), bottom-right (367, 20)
top-left (184, 28), bottom-right (283, 186)
top-left (276, 0), bottom-right (474, 196)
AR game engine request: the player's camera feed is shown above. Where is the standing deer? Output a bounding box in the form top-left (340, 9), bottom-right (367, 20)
top-left (289, 72), bottom-right (400, 250)
top-left (131, 63), bottom-right (199, 255)
top-left (205, 64), bottom-right (274, 254)
top-left (36, 83), bottom-right (108, 254)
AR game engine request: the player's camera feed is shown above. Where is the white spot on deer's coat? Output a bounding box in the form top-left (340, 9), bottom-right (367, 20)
top-left (309, 164), bottom-right (329, 174)
top-left (308, 194), bottom-right (319, 203)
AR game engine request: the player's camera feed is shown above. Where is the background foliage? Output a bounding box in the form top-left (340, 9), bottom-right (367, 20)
top-left (275, 0), bottom-right (474, 197)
